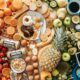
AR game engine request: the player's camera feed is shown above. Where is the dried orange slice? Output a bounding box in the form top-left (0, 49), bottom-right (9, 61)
top-left (0, 0), bottom-right (7, 10)
top-left (33, 31), bottom-right (38, 39)
top-left (4, 16), bottom-right (12, 25)
top-left (40, 34), bottom-right (48, 42)
top-left (34, 17), bottom-right (41, 22)
top-left (2, 76), bottom-right (7, 80)
top-left (45, 28), bottom-right (51, 36)
top-left (2, 68), bottom-right (10, 78)
top-left (34, 23), bottom-right (40, 30)
top-left (0, 10), bottom-right (4, 18)
top-left (10, 18), bottom-right (17, 27)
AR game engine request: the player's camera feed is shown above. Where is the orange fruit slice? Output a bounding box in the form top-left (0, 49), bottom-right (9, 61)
top-left (34, 17), bottom-right (41, 22)
top-left (45, 28), bottom-right (51, 36)
top-left (4, 16), bottom-right (12, 25)
top-left (2, 76), bottom-right (7, 80)
top-left (34, 23), bottom-right (40, 30)
top-left (33, 31), bottom-right (38, 39)
top-left (10, 18), bottom-right (17, 27)
top-left (2, 68), bottom-right (10, 78)
top-left (0, 0), bottom-right (7, 10)
top-left (40, 34), bottom-right (48, 42)
top-left (0, 10), bottom-right (4, 17)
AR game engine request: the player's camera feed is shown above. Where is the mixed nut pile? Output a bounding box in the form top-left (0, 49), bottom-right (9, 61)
top-left (0, 0), bottom-right (80, 80)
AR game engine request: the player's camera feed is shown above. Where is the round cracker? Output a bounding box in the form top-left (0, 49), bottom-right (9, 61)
top-left (6, 26), bottom-right (16, 35)
top-left (13, 33), bottom-right (22, 41)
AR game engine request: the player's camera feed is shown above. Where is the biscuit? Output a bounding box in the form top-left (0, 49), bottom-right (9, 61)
top-left (6, 26), bottom-right (16, 35)
top-left (13, 33), bottom-right (22, 41)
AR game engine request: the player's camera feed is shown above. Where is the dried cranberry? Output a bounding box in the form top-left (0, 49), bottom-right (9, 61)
top-left (0, 45), bottom-right (2, 50)
top-left (0, 30), bottom-right (2, 35)
top-left (3, 63), bottom-right (10, 68)
top-left (0, 52), bottom-right (5, 58)
top-left (0, 64), bottom-right (2, 73)
top-left (2, 47), bottom-right (8, 53)
top-left (2, 57), bottom-right (8, 63)
top-left (0, 58), bottom-right (3, 64)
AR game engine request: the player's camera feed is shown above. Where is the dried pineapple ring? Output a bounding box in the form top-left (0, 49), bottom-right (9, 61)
top-left (4, 16), bottom-right (12, 25)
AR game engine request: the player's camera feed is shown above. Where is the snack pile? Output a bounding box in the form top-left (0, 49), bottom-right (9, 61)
top-left (0, 0), bottom-right (80, 80)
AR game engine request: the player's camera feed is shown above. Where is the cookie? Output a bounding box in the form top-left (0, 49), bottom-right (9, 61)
top-left (13, 33), bottom-right (22, 41)
top-left (6, 26), bottom-right (16, 36)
